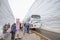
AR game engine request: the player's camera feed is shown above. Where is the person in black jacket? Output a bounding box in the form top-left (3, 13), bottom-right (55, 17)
top-left (3, 23), bottom-right (10, 40)
top-left (11, 23), bottom-right (16, 40)
top-left (11, 19), bottom-right (21, 40)
top-left (3, 24), bottom-right (7, 34)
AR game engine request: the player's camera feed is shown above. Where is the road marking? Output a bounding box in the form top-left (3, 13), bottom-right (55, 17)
top-left (32, 30), bottom-right (51, 40)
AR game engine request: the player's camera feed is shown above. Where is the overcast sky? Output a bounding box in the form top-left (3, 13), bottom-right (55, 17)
top-left (8, 0), bottom-right (35, 21)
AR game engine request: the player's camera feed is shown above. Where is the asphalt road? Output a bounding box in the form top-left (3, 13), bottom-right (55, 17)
top-left (36, 29), bottom-right (60, 40)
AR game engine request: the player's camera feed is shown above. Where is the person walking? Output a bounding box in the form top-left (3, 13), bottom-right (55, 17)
top-left (3, 24), bottom-right (7, 34)
top-left (11, 19), bottom-right (21, 40)
top-left (25, 22), bottom-right (30, 33)
top-left (15, 19), bottom-right (22, 40)
top-left (3, 23), bottom-right (10, 40)
top-left (22, 23), bottom-right (27, 35)
top-left (11, 23), bottom-right (16, 40)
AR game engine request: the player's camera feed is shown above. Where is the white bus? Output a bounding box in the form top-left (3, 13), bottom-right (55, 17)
top-left (29, 15), bottom-right (41, 29)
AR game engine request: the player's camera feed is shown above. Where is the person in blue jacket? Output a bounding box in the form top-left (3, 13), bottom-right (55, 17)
top-left (25, 22), bottom-right (30, 33)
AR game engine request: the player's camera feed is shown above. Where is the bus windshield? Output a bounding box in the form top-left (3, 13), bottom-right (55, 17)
top-left (31, 15), bottom-right (40, 19)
